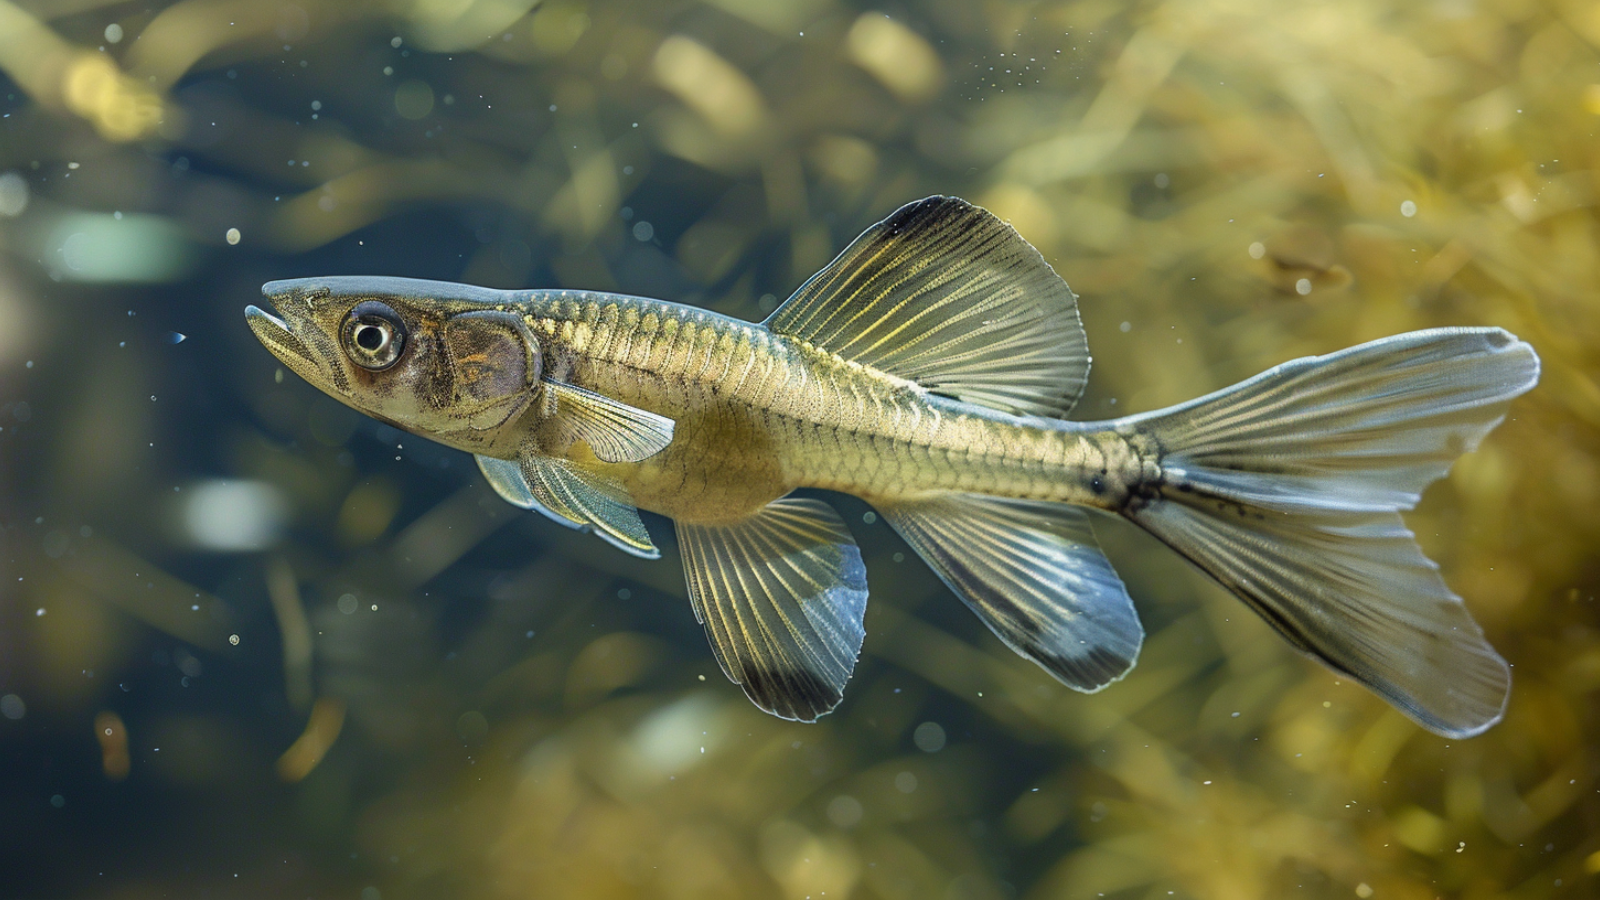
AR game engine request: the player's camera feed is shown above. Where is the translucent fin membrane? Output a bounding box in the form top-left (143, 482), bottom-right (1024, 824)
top-left (1119, 328), bottom-right (1539, 737)
top-left (765, 196), bottom-right (1090, 418)
top-left (676, 498), bottom-right (868, 721)
top-left (882, 495), bottom-right (1141, 692)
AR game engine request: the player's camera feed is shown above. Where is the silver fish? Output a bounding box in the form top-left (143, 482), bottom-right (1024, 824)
top-left (247, 196), bottom-right (1540, 737)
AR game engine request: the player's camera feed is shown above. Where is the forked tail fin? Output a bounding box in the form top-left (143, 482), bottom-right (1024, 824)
top-left (1116, 328), bottom-right (1540, 738)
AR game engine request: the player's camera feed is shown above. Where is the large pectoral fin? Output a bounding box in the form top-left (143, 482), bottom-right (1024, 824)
top-left (477, 451), bottom-right (658, 557)
top-left (547, 381), bottom-right (675, 463)
top-left (880, 494), bottom-right (1143, 692)
top-left (476, 454), bottom-right (584, 529)
top-left (522, 455), bottom-right (659, 558)
top-left (676, 498), bottom-right (868, 722)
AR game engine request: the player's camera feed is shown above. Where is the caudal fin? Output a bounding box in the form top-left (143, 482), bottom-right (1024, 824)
top-left (1116, 328), bottom-right (1539, 738)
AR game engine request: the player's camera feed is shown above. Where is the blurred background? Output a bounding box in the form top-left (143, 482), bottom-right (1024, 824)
top-left (1, 0), bottom-right (1598, 897)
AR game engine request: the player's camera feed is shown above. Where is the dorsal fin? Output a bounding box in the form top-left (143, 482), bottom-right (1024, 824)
top-left (765, 196), bottom-right (1090, 418)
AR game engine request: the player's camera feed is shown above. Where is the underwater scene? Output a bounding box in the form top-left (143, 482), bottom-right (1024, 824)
top-left (2, 0), bottom-right (1598, 897)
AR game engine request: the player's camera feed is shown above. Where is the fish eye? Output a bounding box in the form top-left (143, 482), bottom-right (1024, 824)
top-left (342, 301), bottom-right (406, 371)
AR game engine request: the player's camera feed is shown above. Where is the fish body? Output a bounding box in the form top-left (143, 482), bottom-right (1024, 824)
top-left (500, 291), bottom-right (1132, 521)
top-left (248, 196), bottom-right (1539, 737)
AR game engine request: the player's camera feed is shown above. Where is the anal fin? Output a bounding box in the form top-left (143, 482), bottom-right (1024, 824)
top-left (879, 494), bottom-right (1142, 691)
top-left (676, 498), bottom-right (868, 721)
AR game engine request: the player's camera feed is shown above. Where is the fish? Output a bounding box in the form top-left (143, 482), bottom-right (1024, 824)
top-left (246, 196), bottom-right (1540, 738)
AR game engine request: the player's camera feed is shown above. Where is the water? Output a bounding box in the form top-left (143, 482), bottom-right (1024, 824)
top-left (2, 1), bottom-right (1597, 898)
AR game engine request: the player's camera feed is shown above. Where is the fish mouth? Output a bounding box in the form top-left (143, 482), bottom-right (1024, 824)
top-left (247, 279), bottom-right (337, 364)
top-left (244, 301), bottom-right (314, 366)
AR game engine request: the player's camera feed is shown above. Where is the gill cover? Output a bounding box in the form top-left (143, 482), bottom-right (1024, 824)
top-left (442, 310), bottom-right (540, 430)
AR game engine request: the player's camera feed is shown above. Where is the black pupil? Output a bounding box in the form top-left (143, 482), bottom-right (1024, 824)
top-left (355, 323), bottom-right (386, 351)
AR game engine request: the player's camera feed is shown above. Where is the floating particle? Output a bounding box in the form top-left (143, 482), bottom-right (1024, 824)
top-left (913, 721), bottom-right (946, 752)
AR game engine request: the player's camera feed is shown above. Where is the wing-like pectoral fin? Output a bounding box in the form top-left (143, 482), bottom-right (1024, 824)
top-left (522, 455), bottom-right (658, 558)
top-left (547, 380), bottom-right (675, 463)
top-left (880, 494), bottom-right (1143, 692)
top-left (676, 498), bottom-right (869, 721)
top-left (486, 449), bottom-right (658, 557)
top-left (476, 454), bottom-right (586, 530)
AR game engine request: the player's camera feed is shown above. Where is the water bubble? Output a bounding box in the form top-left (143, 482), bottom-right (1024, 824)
top-left (395, 80), bottom-right (435, 119)
top-left (104, 23), bottom-right (123, 43)
top-left (0, 172), bottom-right (29, 216)
top-left (1295, 278), bottom-right (1313, 295)
top-left (894, 771), bottom-right (918, 793)
top-left (632, 221), bottom-right (654, 242)
top-left (42, 530), bottom-right (68, 558)
top-left (1400, 200), bottom-right (1417, 217)
top-left (1248, 241), bottom-right (1266, 259)
top-left (826, 794), bottom-right (864, 828)
top-left (912, 721), bottom-right (946, 753)
top-left (0, 694), bottom-right (25, 719)
top-left (226, 227), bottom-right (241, 245)
top-left (455, 711), bottom-right (489, 744)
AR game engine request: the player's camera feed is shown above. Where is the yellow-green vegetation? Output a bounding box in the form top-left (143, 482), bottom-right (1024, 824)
top-left (0, 0), bottom-right (1596, 899)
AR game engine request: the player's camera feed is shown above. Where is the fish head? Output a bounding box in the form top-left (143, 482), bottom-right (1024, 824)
top-left (246, 276), bottom-right (542, 449)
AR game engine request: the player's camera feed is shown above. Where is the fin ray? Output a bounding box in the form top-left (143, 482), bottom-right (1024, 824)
top-left (1121, 327), bottom-right (1539, 737)
top-left (520, 454), bottom-right (659, 558)
top-left (766, 196), bottom-right (1090, 418)
top-left (880, 494), bottom-right (1142, 691)
top-left (476, 454), bottom-right (586, 531)
top-left (676, 498), bottom-right (868, 721)
top-left (547, 380), bottom-right (675, 463)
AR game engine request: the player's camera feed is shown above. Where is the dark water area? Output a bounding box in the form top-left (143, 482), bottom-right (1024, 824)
top-left (2, 1), bottom-right (1598, 898)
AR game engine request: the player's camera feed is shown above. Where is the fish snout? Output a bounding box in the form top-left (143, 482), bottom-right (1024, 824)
top-left (261, 278), bottom-right (332, 308)
top-left (246, 283), bottom-right (321, 369)
top-left (249, 279), bottom-right (332, 340)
